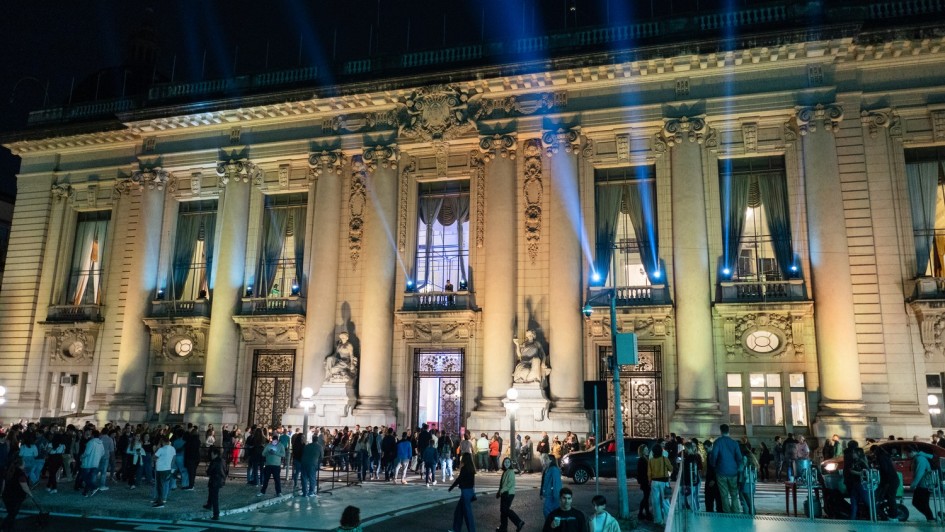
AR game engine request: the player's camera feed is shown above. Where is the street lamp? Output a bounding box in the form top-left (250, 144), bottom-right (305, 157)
top-left (582, 287), bottom-right (632, 520)
top-left (300, 386), bottom-right (314, 442)
top-left (504, 387), bottom-right (520, 470)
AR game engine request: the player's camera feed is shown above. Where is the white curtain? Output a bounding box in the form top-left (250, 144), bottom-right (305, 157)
top-left (69, 219), bottom-right (108, 305)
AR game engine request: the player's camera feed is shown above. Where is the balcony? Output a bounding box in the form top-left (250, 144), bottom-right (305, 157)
top-left (149, 299), bottom-right (211, 318)
top-left (239, 296), bottom-right (306, 315)
top-left (719, 279), bottom-right (806, 303)
top-left (401, 291), bottom-right (477, 312)
top-left (45, 304), bottom-right (104, 323)
top-left (586, 285), bottom-right (671, 308)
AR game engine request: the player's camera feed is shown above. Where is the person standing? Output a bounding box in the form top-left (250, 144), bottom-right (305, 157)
top-left (519, 436), bottom-right (533, 474)
top-left (782, 434), bottom-right (797, 482)
top-left (1, 457), bottom-right (32, 532)
top-left (542, 487), bottom-right (587, 532)
top-left (757, 442), bottom-right (772, 482)
top-left (152, 436), bottom-right (175, 508)
top-left (537, 432), bottom-right (550, 470)
top-left (80, 430), bottom-right (105, 497)
top-left (45, 431), bottom-right (66, 494)
top-left (439, 432), bottom-right (455, 483)
top-left (635, 443), bottom-right (652, 521)
top-left (258, 434), bottom-right (285, 497)
top-left (395, 432), bottom-right (413, 484)
top-left (843, 441), bottom-right (868, 519)
top-left (540, 455), bottom-right (563, 518)
top-left (647, 443), bottom-right (673, 525)
top-left (125, 434), bottom-right (144, 489)
top-left (909, 444), bottom-right (936, 521)
top-left (587, 494), bottom-right (620, 532)
top-left (497, 457), bottom-right (525, 532)
top-left (300, 431), bottom-right (322, 497)
top-left (702, 440), bottom-right (723, 512)
top-left (489, 435), bottom-right (501, 472)
top-left (773, 436), bottom-right (784, 482)
top-left (476, 433), bottom-right (490, 472)
top-left (448, 453), bottom-right (477, 532)
top-left (203, 446), bottom-right (225, 520)
top-left (708, 424), bottom-right (742, 514)
top-left (184, 426), bottom-right (201, 490)
top-left (381, 428), bottom-right (397, 482)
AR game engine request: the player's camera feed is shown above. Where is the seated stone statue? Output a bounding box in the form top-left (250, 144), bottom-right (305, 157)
top-left (324, 332), bottom-right (357, 383)
top-left (512, 329), bottom-right (551, 385)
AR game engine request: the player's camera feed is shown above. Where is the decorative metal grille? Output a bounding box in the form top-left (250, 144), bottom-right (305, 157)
top-left (599, 345), bottom-right (662, 438)
top-left (250, 350), bottom-right (295, 428)
top-left (413, 349), bottom-right (464, 437)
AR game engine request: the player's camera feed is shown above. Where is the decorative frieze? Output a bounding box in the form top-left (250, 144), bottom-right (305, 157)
top-left (860, 109), bottom-right (901, 139)
top-left (479, 134), bottom-right (516, 161)
top-left (587, 308), bottom-right (674, 340)
top-left (932, 110), bottom-right (945, 142)
top-left (278, 164), bottom-right (290, 189)
top-left (541, 128), bottom-right (581, 157)
top-left (523, 139), bottom-right (543, 264)
top-left (402, 320), bottom-right (476, 343)
top-left (473, 91), bottom-right (561, 121)
top-left (433, 140), bottom-right (449, 177)
top-left (190, 172), bottom-right (202, 195)
top-left (791, 104), bottom-right (844, 135)
top-left (615, 134), bottom-right (630, 161)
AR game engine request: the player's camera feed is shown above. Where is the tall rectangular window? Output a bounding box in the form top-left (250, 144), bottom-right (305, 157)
top-left (414, 180), bottom-right (470, 292)
top-left (257, 193), bottom-right (307, 297)
top-left (904, 148), bottom-right (945, 277)
top-left (789, 373), bottom-right (808, 426)
top-left (66, 211), bottom-right (110, 305)
top-left (170, 200), bottom-right (217, 300)
top-left (593, 166), bottom-right (661, 287)
top-left (749, 373), bottom-right (783, 425)
top-left (727, 373), bottom-right (744, 425)
top-left (719, 157), bottom-right (796, 281)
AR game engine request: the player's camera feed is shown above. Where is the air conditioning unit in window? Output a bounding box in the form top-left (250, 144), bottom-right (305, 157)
top-left (189, 374), bottom-right (205, 387)
top-left (60, 375), bottom-right (77, 386)
top-left (152, 375), bottom-right (164, 386)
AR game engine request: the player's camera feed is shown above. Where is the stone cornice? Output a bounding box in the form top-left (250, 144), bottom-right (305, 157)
top-left (7, 33), bottom-right (945, 155)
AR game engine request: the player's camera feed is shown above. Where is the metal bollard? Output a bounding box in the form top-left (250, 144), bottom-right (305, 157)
top-left (688, 462), bottom-right (699, 512)
top-left (931, 469), bottom-right (945, 524)
top-left (865, 468), bottom-right (879, 522)
top-left (805, 462), bottom-right (817, 520)
top-left (746, 465), bottom-right (757, 516)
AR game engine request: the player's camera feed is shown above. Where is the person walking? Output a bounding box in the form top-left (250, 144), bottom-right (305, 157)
top-left (152, 436), bottom-right (175, 508)
top-left (1, 457), bottom-right (32, 532)
top-left (587, 494), bottom-right (620, 532)
top-left (80, 429), bottom-right (105, 497)
top-left (648, 443), bottom-right (673, 525)
top-left (497, 457), bottom-right (525, 532)
top-left (537, 432), bottom-right (550, 470)
top-left (395, 432), bottom-right (413, 484)
top-left (258, 434), bottom-right (285, 497)
top-left (448, 453), bottom-right (477, 532)
top-left (909, 444), bottom-right (936, 521)
top-left (540, 455), bottom-right (563, 518)
top-left (635, 443), bottom-right (653, 521)
top-left (203, 446), bottom-right (225, 520)
top-left (708, 424), bottom-right (742, 514)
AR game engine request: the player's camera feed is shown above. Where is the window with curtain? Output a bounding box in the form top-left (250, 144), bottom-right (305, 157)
top-left (257, 193), bottom-right (307, 298)
top-left (66, 211), bottom-right (110, 305)
top-left (170, 200), bottom-right (217, 300)
top-left (593, 166), bottom-right (661, 288)
top-left (905, 148), bottom-right (945, 277)
top-left (718, 156), bottom-right (795, 281)
top-left (414, 180), bottom-right (470, 292)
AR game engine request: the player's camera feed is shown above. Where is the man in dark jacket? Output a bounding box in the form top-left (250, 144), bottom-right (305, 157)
top-left (300, 433), bottom-right (323, 497)
top-left (381, 428), bottom-right (397, 481)
top-left (708, 424), bottom-right (742, 514)
top-left (203, 446), bottom-right (225, 520)
top-left (184, 426), bottom-right (201, 490)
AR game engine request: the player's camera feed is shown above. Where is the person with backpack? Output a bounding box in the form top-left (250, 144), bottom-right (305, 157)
top-left (910, 444), bottom-right (937, 521)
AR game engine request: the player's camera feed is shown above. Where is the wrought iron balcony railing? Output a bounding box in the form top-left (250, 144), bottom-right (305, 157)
top-left (586, 285), bottom-right (671, 307)
top-left (401, 291), bottom-right (477, 312)
top-left (718, 279), bottom-right (806, 302)
top-left (149, 299), bottom-right (212, 318)
top-left (45, 304), bottom-right (104, 323)
top-left (239, 296), bottom-right (306, 315)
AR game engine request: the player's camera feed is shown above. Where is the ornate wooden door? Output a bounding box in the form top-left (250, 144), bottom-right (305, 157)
top-left (249, 350), bottom-right (295, 428)
top-left (599, 345), bottom-right (663, 438)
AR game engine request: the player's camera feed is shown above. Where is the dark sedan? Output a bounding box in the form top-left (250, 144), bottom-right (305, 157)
top-left (560, 438), bottom-right (655, 484)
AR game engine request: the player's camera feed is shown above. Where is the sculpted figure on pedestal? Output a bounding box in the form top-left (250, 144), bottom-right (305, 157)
top-left (512, 330), bottom-right (551, 385)
top-left (324, 332), bottom-right (357, 383)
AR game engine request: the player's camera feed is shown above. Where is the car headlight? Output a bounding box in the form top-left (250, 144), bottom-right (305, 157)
top-left (561, 456), bottom-right (570, 465)
top-left (823, 462), bottom-right (838, 472)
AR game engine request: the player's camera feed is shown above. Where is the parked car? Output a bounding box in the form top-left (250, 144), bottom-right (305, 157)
top-left (820, 440), bottom-right (945, 489)
top-left (560, 438), bottom-right (655, 484)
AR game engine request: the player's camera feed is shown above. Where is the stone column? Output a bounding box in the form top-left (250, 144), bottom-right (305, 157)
top-left (353, 146), bottom-right (399, 424)
top-left (302, 151), bottom-right (346, 391)
top-left (543, 129), bottom-right (586, 413)
top-left (663, 117), bottom-right (721, 432)
top-left (794, 104), bottom-right (866, 421)
top-left (109, 169), bottom-right (170, 419)
top-left (188, 160), bottom-right (259, 425)
top-left (477, 134), bottom-right (518, 412)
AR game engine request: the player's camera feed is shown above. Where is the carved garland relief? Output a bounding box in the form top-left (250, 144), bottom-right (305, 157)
top-left (471, 152), bottom-right (486, 249)
top-left (523, 139), bottom-right (543, 263)
top-left (348, 156), bottom-right (367, 269)
top-left (398, 160), bottom-right (416, 253)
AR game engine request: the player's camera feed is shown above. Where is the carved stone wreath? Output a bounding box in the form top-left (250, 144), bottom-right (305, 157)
top-left (51, 328), bottom-right (95, 362)
top-left (400, 85), bottom-right (474, 141)
top-left (158, 325), bottom-right (202, 360)
top-left (727, 313), bottom-right (797, 359)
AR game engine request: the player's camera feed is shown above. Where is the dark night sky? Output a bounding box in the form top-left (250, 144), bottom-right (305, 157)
top-left (0, 0), bottom-right (754, 199)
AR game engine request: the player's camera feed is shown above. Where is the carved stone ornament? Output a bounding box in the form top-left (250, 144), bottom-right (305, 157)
top-left (523, 139), bottom-right (543, 263)
top-left (473, 92), bottom-right (560, 121)
top-left (348, 157), bottom-right (367, 269)
top-left (616, 134), bottom-right (630, 161)
top-left (51, 183), bottom-right (72, 201)
top-left (86, 185), bottom-right (98, 208)
top-left (911, 303), bottom-right (945, 360)
top-left (402, 320), bottom-right (475, 343)
top-left (399, 85), bottom-right (474, 141)
top-left (325, 111), bottom-right (398, 134)
top-left (934, 110), bottom-right (945, 142)
top-left (723, 313), bottom-right (803, 360)
top-left (237, 323), bottom-right (305, 344)
top-left (659, 116), bottom-right (715, 147)
top-left (541, 128), bottom-right (581, 157)
top-left (471, 152), bottom-right (486, 248)
top-left (216, 159), bottom-right (264, 187)
top-left (362, 144), bottom-right (399, 172)
top-left (190, 172), bottom-right (202, 195)
top-left (308, 150), bottom-right (346, 177)
top-left (791, 104), bottom-right (844, 136)
top-left (861, 109), bottom-right (902, 139)
top-left (278, 164), bottom-right (290, 189)
top-left (157, 326), bottom-right (201, 359)
top-left (50, 328), bottom-right (95, 362)
top-left (479, 134), bottom-right (516, 161)
top-left (131, 164), bottom-right (171, 191)
top-left (742, 122), bottom-right (759, 152)
top-left (588, 312), bottom-right (674, 340)
top-left (398, 160), bottom-right (416, 253)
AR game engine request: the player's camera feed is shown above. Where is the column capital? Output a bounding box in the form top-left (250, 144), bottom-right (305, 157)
top-left (308, 149), bottom-right (347, 178)
top-left (216, 159), bottom-right (263, 187)
top-left (541, 127), bottom-right (581, 157)
top-left (860, 108), bottom-right (902, 139)
top-left (130, 165), bottom-right (172, 191)
top-left (362, 144), bottom-right (399, 172)
top-left (658, 116), bottom-right (717, 148)
top-left (478, 133), bottom-right (517, 161)
top-left (791, 103), bottom-right (844, 135)
top-left (51, 183), bottom-right (72, 201)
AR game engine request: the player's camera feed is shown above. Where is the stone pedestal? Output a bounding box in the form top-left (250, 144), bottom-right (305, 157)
top-left (308, 382), bottom-right (357, 428)
top-left (469, 382), bottom-right (590, 437)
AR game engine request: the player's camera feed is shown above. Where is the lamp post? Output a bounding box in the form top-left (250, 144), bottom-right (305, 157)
top-left (582, 288), bottom-right (631, 520)
top-left (504, 387), bottom-right (520, 469)
top-left (300, 386), bottom-right (314, 443)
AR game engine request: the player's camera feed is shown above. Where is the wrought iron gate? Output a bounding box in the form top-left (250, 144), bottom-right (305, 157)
top-left (599, 345), bottom-right (663, 438)
top-left (249, 350), bottom-right (295, 428)
top-left (413, 349), bottom-right (464, 437)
